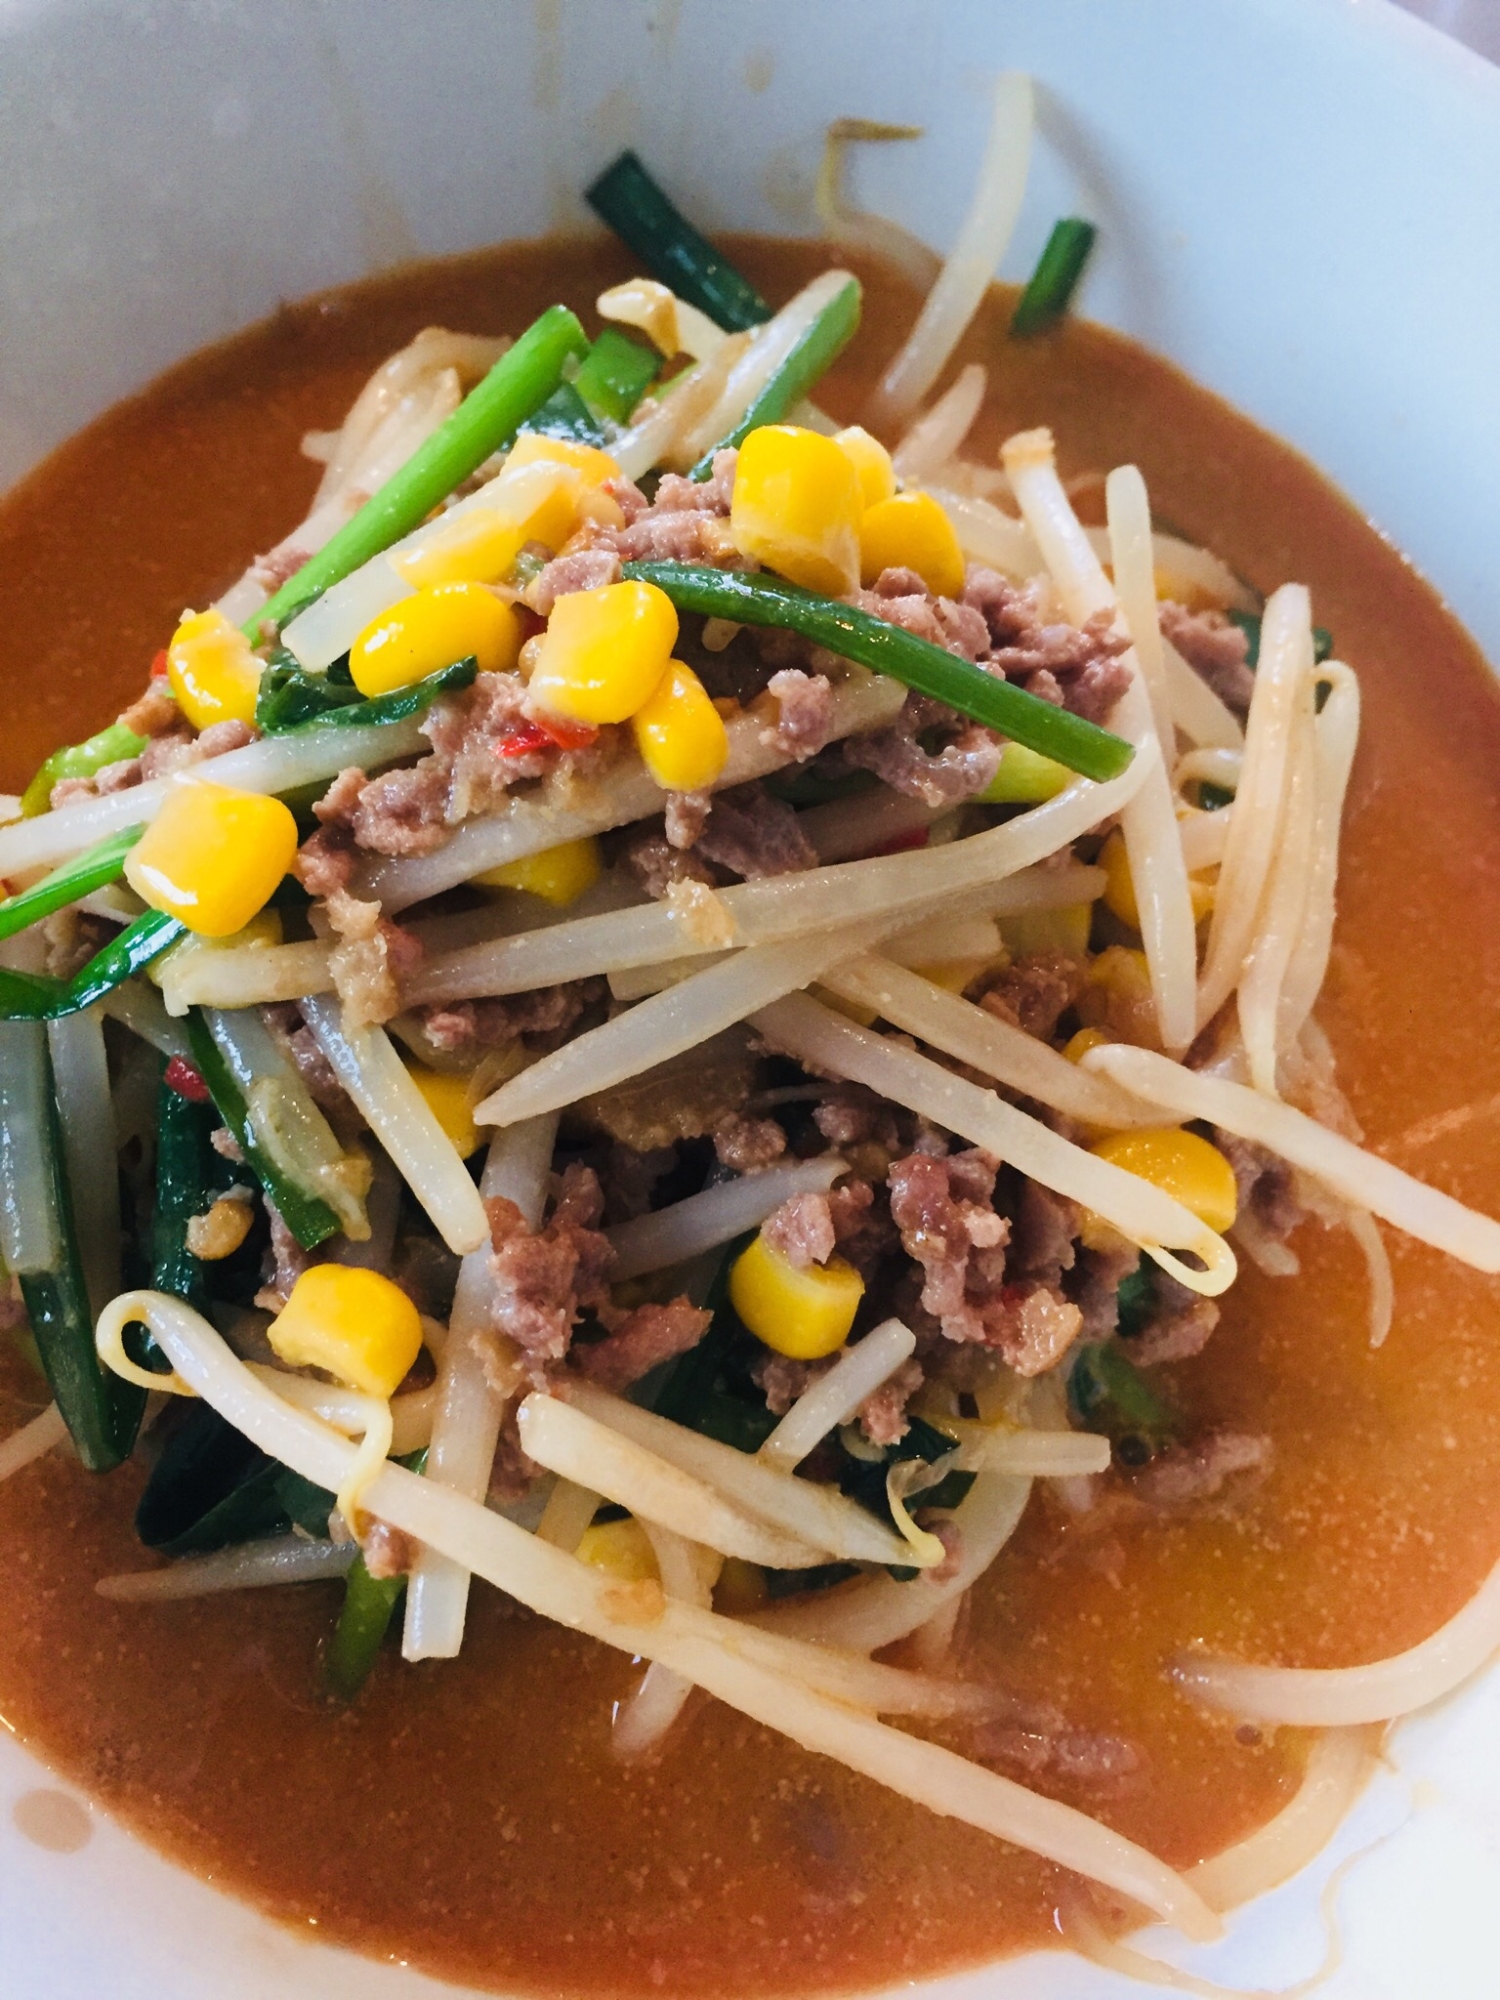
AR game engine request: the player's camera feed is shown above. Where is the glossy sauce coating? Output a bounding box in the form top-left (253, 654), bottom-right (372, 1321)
top-left (1, 237), bottom-right (1498, 1997)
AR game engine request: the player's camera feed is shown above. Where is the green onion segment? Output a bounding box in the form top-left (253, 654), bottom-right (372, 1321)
top-left (1010, 219), bottom-right (1098, 338)
top-left (586, 150), bottom-right (771, 333)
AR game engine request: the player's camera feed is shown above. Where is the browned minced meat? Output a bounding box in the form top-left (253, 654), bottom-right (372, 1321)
top-left (1214, 1130), bottom-right (1306, 1240)
top-left (762, 1191), bottom-right (837, 1269)
top-left (761, 669), bottom-right (836, 762)
top-left (811, 1086), bottom-right (902, 1154)
top-left (1008, 1181), bottom-right (1079, 1290)
top-left (1072, 1238), bottom-right (1142, 1342)
top-left (858, 1355), bottom-right (925, 1447)
top-left (565, 451), bottom-right (742, 570)
top-left (751, 1351), bottom-right (828, 1417)
top-left (960, 567), bottom-right (1133, 722)
top-left (1131, 1430), bottom-right (1272, 1509)
top-left (712, 1113), bottom-right (787, 1173)
top-left (119, 681), bottom-right (183, 737)
top-left (693, 780), bottom-right (817, 879)
top-left (858, 568), bottom-right (992, 663)
top-left (570, 1297), bottom-right (712, 1393)
top-left (663, 789), bottom-right (711, 851)
top-left (479, 1163), bottom-right (615, 1384)
top-left (976, 1699), bottom-right (1143, 1797)
top-left (1130, 1297), bottom-right (1220, 1367)
top-left (978, 949), bottom-right (1086, 1041)
top-left (306, 669), bottom-right (557, 862)
top-left (210, 1125), bottom-right (245, 1164)
top-left (324, 886), bottom-right (424, 1029)
top-left (1159, 600), bottom-right (1256, 716)
top-left (141, 717), bottom-right (255, 778)
top-left (50, 714), bottom-right (256, 809)
top-left (887, 1150), bottom-right (1009, 1343)
top-left (361, 1519), bottom-right (416, 1581)
top-left (888, 1151), bottom-right (1083, 1374)
top-left (418, 980), bottom-right (601, 1056)
top-left (623, 827), bottom-right (717, 899)
top-left (523, 546), bottom-right (622, 617)
top-left (843, 696), bottom-right (1002, 808)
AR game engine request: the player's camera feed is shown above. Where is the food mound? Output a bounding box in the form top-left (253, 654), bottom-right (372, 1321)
top-left (2, 85), bottom-right (1498, 1985)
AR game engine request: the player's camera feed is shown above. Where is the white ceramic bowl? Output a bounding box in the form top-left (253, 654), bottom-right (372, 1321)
top-left (2, 2), bottom-right (1498, 1993)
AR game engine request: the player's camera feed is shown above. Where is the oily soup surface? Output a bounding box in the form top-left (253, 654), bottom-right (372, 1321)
top-left (2, 238), bottom-right (1500, 1998)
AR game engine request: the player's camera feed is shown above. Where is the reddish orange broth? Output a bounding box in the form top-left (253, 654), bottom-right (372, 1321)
top-left (1, 237), bottom-right (1499, 1997)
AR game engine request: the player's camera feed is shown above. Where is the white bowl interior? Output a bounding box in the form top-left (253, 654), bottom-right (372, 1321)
top-left (1, 1), bottom-right (1498, 1994)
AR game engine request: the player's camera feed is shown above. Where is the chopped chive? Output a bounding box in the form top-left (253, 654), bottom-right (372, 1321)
top-left (252, 304), bottom-right (590, 639)
top-left (688, 279), bottom-right (862, 479)
top-left (151, 1075), bottom-right (214, 1313)
top-left (0, 908), bottom-right (185, 1022)
top-left (621, 562), bottom-right (1135, 784)
top-left (325, 1554), bottom-right (404, 1700)
top-left (573, 324), bottom-right (661, 423)
top-left (515, 381), bottom-right (608, 449)
top-left (586, 150), bottom-right (770, 333)
top-left (0, 825), bottom-right (146, 943)
top-left (1010, 219), bottom-right (1097, 338)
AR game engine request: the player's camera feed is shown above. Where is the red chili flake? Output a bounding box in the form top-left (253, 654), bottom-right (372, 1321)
top-left (149, 649), bottom-right (170, 680)
top-left (860, 828), bottom-right (930, 860)
top-left (495, 721), bottom-right (554, 761)
top-left (164, 1056), bottom-right (212, 1103)
top-left (495, 713), bottom-right (599, 760)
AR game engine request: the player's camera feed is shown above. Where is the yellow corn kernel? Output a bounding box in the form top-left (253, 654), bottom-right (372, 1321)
top-left (267, 1263), bottom-right (424, 1400)
top-left (729, 1232), bottom-right (864, 1361)
top-left (166, 609), bottom-right (263, 731)
top-left (730, 424), bottom-right (862, 596)
top-left (834, 424), bottom-right (897, 510)
top-left (504, 430), bottom-right (622, 487)
top-left (406, 1062), bottom-right (480, 1158)
top-left (349, 582), bottom-right (520, 698)
top-left (526, 578), bottom-right (677, 725)
top-left (999, 902), bottom-right (1094, 961)
top-left (1188, 874), bottom-right (1216, 922)
top-left (980, 741), bottom-right (1074, 805)
top-left (1100, 828), bottom-right (1139, 929)
top-left (1090, 1127), bottom-right (1239, 1235)
top-left (858, 490), bottom-right (966, 599)
top-left (124, 779), bottom-right (298, 938)
top-left (714, 1557), bottom-right (769, 1615)
top-left (475, 834), bottom-right (604, 906)
top-left (577, 1516), bottom-right (659, 1583)
top-left (1062, 1026), bottom-right (1111, 1064)
top-left (632, 659), bottom-right (729, 791)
